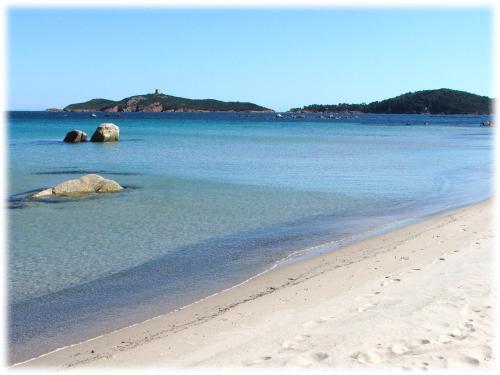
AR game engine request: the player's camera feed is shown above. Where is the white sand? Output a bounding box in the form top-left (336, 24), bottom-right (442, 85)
top-left (19, 200), bottom-right (495, 369)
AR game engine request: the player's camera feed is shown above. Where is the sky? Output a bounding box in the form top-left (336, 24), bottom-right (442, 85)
top-left (7, 7), bottom-right (493, 111)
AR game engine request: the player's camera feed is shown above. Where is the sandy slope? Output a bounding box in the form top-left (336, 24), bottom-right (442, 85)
top-left (19, 200), bottom-right (495, 369)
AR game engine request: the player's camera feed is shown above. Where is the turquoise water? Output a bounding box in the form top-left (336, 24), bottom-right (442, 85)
top-left (8, 112), bottom-right (493, 363)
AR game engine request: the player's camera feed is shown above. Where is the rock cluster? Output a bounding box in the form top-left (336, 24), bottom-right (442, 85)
top-left (63, 123), bottom-right (120, 143)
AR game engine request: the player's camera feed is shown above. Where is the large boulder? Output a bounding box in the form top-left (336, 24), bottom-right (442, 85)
top-left (32, 174), bottom-right (124, 198)
top-left (90, 123), bottom-right (120, 142)
top-left (63, 129), bottom-right (87, 143)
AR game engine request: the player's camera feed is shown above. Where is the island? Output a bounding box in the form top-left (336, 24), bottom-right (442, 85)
top-left (63, 89), bottom-right (273, 113)
top-left (290, 89), bottom-right (493, 115)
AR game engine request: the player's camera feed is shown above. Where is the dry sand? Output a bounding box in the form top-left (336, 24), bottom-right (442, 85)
top-left (18, 200), bottom-right (495, 369)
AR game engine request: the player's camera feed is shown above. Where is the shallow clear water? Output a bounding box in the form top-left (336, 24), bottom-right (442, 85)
top-left (8, 111), bottom-right (493, 363)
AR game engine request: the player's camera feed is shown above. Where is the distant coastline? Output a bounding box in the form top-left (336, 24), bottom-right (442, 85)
top-left (50, 88), bottom-right (493, 115)
top-left (59, 89), bottom-right (273, 113)
top-left (291, 89), bottom-right (493, 115)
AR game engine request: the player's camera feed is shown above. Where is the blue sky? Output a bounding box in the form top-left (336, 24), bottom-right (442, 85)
top-left (8, 7), bottom-right (493, 111)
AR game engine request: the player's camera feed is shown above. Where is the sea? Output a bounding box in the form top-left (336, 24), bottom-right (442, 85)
top-left (7, 111), bottom-right (494, 363)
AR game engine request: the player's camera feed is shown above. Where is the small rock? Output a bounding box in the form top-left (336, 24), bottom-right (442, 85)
top-left (63, 129), bottom-right (87, 143)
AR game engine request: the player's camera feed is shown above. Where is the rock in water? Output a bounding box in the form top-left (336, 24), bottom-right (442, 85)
top-left (90, 123), bottom-right (120, 142)
top-left (32, 174), bottom-right (123, 198)
top-left (63, 130), bottom-right (87, 143)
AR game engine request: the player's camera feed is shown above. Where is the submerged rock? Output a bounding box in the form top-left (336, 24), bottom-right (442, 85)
top-left (32, 188), bottom-right (54, 198)
top-left (32, 174), bottom-right (123, 198)
top-left (63, 129), bottom-right (87, 143)
top-left (90, 123), bottom-right (120, 142)
top-left (481, 120), bottom-right (493, 127)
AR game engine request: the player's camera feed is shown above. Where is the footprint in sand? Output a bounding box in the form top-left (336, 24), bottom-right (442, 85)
top-left (431, 355), bottom-right (446, 362)
top-left (310, 352), bottom-right (329, 362)
top-left (285, 355), bottom-right (313, 367)
top-left (420, 362), bottom-right (430, 371)
top-left (287, 351), bottom-right (330, 367)
top-left (356, 291), bottom-right (382, 301)
top-left (432, 258), bottom-right (446, 264)
top-left (286, 352), bottom-right (329, 367)
top-left (351, 350), bottom-right (383, 365)
top-left (449, 328), bottom-right (468, 341)
top-left (456, 355), bottom-right (480, 366)
top-left (282, 340), bottom-right (298, 349)
top-left (461, 322), bottom-right (476, 332)
top-left (302, 318), bottom-right (329, 327)
top-left (438, 334), bottom-right (454, 344)
top-left (358, 303), bottom-right (377, 312)
top-left (243, 356), bottom-right (273, 366)
top-left (390, 344), bottom-right (410, 355)
top-left (295, 334), bottom-right (311, 341)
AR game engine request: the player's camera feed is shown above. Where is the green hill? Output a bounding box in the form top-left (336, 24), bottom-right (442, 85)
top-left (291, 89), bottom-right (492, 114)
top-left (64, 91), bottom-right (272, 113)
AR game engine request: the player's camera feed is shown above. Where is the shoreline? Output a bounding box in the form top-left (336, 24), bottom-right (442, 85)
top-left (8, 191), bottom-right (489, 364)
top-left (16, 198), bottom-right (495, 368)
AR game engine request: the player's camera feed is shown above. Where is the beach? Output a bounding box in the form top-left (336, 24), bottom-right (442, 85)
top-left (18, 199), bottom-right (494, 369)
top-left (6, 6), bottom-right (496, 371)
